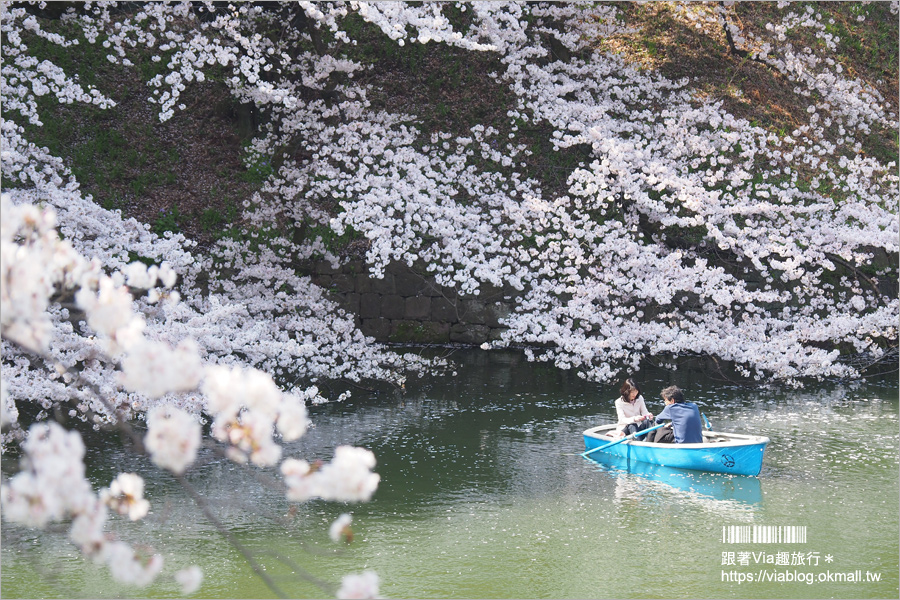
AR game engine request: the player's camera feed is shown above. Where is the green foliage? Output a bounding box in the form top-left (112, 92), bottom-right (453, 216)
top-left (389, 321), bottom-right (446, 344)
top-left (440, 2), bottom-right (475, 31)
top-left (200, 207), bottom-right (225, 233)
top-left (127, 251), bottom-right (158, 267)
top-left (307, 223), bottom-right (363, 254)
top-left (99, 193), bottom-right (125, 212)
top-left (135, 49), bottom-right (177, 81)
top-left (152, 206), bottom-right (181, 235)
top-left (21, 22), bottom-right (112, 89)
top-left (200, 201), bottom-right (240, 236)
top-left (239, 148), bottom-right (275, 183)
top-left (16, 71), bottom-right (182, 213)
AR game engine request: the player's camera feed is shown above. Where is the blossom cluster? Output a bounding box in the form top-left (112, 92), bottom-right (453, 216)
top-left (281, 446), bottom-right (381, 503)
top-left (218, 0), bottom-right (895, 384)
top-left (6, 1), bottom-right (886, 389)
top-left (2, 421), bottom-right (167, 587)
top-left (2, 3), bottom-right (440, 431)
top-left (0, 191), bottom-right (382, 591)
top-left (337, 570), bottom-right (381, 600)
top-left (1, 4), bottom-right (115, 126)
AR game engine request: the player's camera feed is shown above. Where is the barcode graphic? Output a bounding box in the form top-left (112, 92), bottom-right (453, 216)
top-left (722, 525), bottom-right (807, 544)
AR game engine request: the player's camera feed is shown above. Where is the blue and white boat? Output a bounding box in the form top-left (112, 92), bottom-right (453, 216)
top-left (583, 424), bottom-right (769, 477)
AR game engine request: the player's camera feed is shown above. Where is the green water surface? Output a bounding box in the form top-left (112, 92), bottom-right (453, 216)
top-left (2, 350), bottom-right (898, 599)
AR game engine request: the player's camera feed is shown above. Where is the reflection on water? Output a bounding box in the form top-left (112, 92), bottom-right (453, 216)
top-left (1, 349), bottom-right (898, 599)
top-left (587, 454), bottom-right (764, 531)
top-left (589, 453), bottom-right (764, 509)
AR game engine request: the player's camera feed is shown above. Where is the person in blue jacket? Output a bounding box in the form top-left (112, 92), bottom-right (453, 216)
top-left (650, 385), bottom-right (703, 444)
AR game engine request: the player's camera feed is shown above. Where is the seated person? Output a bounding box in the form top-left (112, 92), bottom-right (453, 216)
top-left (650, 385), bottom-right (703, 444)
top-left (614, 378), bottom-right (654, 438)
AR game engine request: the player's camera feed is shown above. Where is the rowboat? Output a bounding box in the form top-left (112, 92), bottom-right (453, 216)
top-left (583, 424), bottom-right (769, 477)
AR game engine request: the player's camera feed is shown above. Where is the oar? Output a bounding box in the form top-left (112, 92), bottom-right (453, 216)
top-left (702, 413), bottom-right (712, 430)
top-left (582, 423), bottom-right (665, 458)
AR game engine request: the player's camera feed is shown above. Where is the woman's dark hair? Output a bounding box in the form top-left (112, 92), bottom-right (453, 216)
top-left (620, 378), bottom-right (641, 399)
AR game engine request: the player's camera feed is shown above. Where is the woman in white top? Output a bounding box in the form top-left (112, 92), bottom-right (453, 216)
top-left (614, 378), bottom-right (655, 438)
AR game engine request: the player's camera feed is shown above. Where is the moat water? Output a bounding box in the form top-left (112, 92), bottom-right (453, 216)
top-left (2, 350), bottom-right (898, 598)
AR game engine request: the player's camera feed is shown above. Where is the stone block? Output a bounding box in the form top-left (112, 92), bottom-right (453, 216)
top-left (356, 273), bottom-right (374, 294)
top-left (420, 280), bottom-right (443, 297)
top-left (488, 326), bottom-right (508, 341)
top-left (338, 293), bottom-right (360, 314)
top-left (316, 260), bottom-right (340, 275)
top-left (346, 260), bottom-right (365, 274)
top-left (386, 262), bottom-right (408, 275)
top-left (443, 285), bottom-right (460, 299)
top-left (485, 302), bottom-right (511, 328)
top-left (458, 299), bottom-right (488, 325)
top-left (371, 274), bottom-right (395, 295)
top-left (333, 273), bottom-right (356, 293)
top-left (405, 296), bottom-right (431, 320)
top-left (390, 320), bottom-right (450, 344)
top-left (431, 297), bottom-right (459, 322)
top-left (450, 324), bottom-right (490, 345)
top-left (394, 271), bottom-right (428, 296)
top-left (360, 318), bottom-right (391, 340)
top-left (315, 274), bottom-right (333, 290)
top-left (381, 295), bottom-right (406, 319)
top-left (479, 283), bottom-right (503, 300)
top-left (359, 293), bottom-right (382, 319)
top-left (500, 283), bottom-right (523, 300)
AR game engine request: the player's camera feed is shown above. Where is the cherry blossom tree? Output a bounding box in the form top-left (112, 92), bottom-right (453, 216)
top-left (2, 1), bottom-right (897, 598)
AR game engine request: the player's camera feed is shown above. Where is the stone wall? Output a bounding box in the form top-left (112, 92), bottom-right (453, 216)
top-left (309, 260), bottom-right (516, 344)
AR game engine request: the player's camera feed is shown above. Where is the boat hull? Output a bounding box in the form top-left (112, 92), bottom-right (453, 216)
top-left (583, 425), bottom-right (768, 477)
